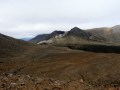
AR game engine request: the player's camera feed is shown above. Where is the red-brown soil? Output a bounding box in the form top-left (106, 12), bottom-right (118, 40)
top-left (0, 45), bottom-right (120, 90)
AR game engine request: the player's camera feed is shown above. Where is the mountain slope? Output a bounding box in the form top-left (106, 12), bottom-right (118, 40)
top-left (110, 25), bottom-right (120, 42)
top-left (29, 34), bottom-right (49, 43)
top-left (87, 25), bottom-right (120, 43)
top-left (0, 33), bottom-right (30, 58)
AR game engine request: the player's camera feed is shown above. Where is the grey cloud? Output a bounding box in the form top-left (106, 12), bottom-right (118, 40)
top-left (0, 0), bottom-right (120, 38)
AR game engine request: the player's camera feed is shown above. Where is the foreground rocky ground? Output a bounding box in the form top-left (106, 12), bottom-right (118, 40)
top-left (1, 72), bottom-right (120, 90)
top-left (0, 45), bottom-right (120, 90)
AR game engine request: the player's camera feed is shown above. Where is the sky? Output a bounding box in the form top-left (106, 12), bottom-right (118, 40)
top-left (0, 0), bottom-right (120, 38)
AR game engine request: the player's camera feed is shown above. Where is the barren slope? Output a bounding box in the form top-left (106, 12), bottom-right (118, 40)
top-left (0, 44), bottom-right (120, 89)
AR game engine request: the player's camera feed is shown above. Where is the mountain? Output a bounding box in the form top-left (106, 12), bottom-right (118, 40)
top-left (66, 27), bottom-right (91, 39)
top-left (29, 27), bottom-right (93, 44)
top-left (46, 27), bottom-right (95, 44)
top-left (30, 27), bottom-right (107, 44)
top-left (30, 25), bottom-right (120, 44)
top-left (0, 33), bottom-right (30, 58)
top-left (29, 31), bottom-right (65, 43)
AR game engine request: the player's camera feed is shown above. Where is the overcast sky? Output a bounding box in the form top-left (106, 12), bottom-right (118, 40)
top-left (0, 0), bottom-right (120, 38)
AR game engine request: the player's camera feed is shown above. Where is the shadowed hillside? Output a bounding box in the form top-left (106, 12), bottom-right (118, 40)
top-left (66, 44), bottom-right (120, 53)
top-left (0, 33), bottom-right (31, 58)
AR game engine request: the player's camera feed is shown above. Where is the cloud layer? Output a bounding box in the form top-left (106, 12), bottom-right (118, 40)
top-left (0, 0), bottom-right (120, 38)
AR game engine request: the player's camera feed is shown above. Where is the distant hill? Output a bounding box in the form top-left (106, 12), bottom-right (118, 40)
top-left (21, 37), bottom-right (32, 41)
top-left (0, 33), bottom-right (30, 58)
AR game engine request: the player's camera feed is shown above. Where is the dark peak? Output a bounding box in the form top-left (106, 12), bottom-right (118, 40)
top-left (69, 27), bottom-right (85, 34)
top-left (51, 30), bottom-right (65, 35)
top-left (67, 27), bottom-right (91, 39)
top-left (72, 27), bottom-right (81, 29)
top-left (70, 27), bottom-right (84, 34)
top-left (70, 27), bottom-right (82, 31)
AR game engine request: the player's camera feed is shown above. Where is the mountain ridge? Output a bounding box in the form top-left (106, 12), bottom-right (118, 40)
top-left (29, 25), bottom-right (120, 44)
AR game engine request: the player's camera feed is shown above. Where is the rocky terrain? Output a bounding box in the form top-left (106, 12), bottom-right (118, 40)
top-left (0, 72), bottom-right (95, 90)
top-left (1, 72), bottom-right (119, 90)
top-left (0, 44), bottom-right (120, 90)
